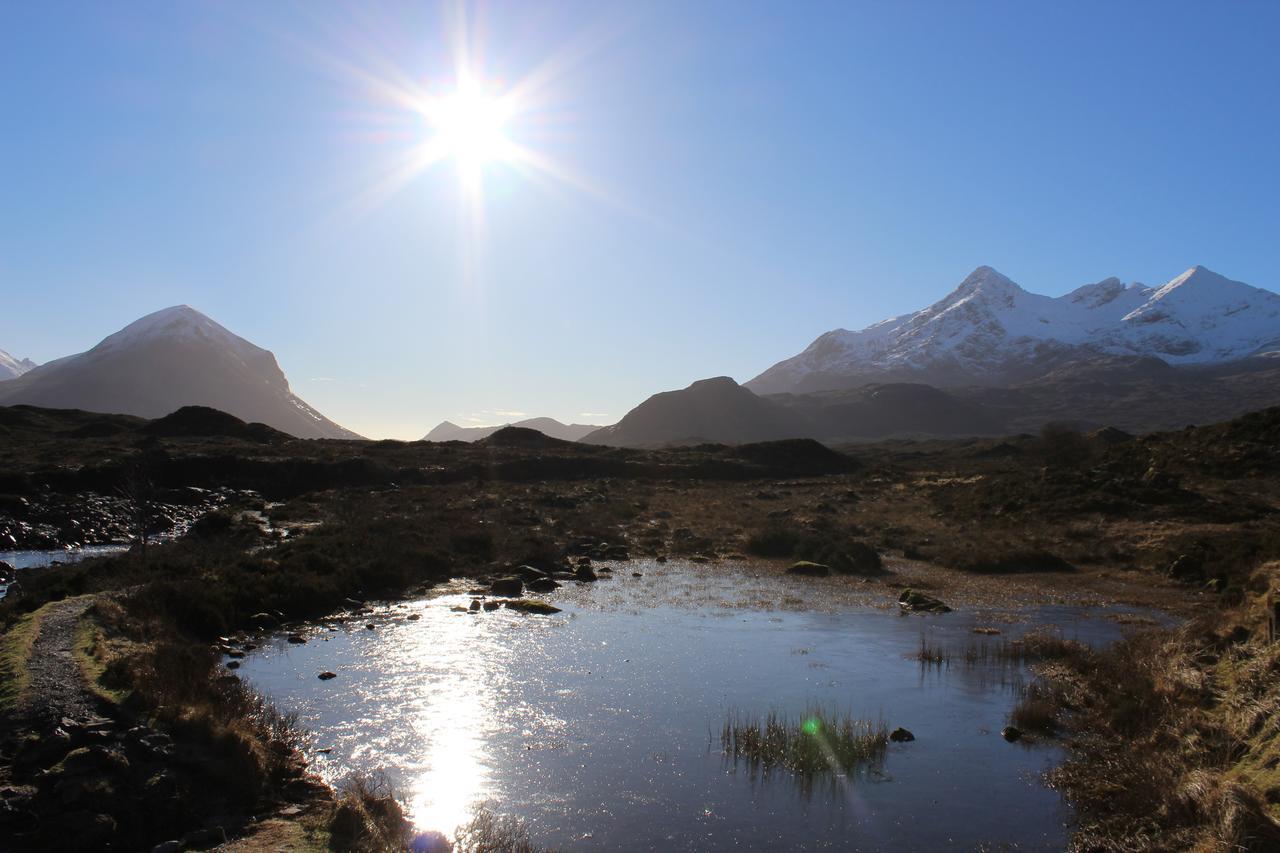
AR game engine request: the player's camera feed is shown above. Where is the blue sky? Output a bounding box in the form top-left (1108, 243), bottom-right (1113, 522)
top-left (2, 0), bottom-right (1278, 438)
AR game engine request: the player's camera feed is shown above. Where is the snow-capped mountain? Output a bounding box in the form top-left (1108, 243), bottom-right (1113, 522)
top-left (0, 349), bottom-right (36, 380)
top-left (747, 266), bottom-right (1280, 394)
top-left (0, 305), bottom-right (361, 439)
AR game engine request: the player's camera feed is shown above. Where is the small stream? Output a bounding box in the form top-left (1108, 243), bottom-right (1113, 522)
top-left (0, 545), bottom-right (132, 599)
top-left (234, 561), bottom-right (1162, 851)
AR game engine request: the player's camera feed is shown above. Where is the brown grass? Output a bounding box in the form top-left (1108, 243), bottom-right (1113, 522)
top-left (329, 774), bottom-right (412, 853)
top-left (1036, 563), bottom-right (1280, 850)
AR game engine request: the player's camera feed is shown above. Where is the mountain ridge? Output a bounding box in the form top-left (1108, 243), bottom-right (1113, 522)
top-left (747, 265), bottom-right (1280, 394)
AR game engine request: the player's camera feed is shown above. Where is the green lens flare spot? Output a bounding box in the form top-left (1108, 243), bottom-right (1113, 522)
top-left (801, 717), bottom-right (821, 736)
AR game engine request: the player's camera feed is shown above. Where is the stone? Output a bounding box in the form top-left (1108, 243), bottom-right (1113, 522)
top-left (151, 843), bottom-right (182, 853)
top-left (1001, 726), bottom-right (1022, 742)
top-left (575, 565), bottom-right (598, 582)
top-left (318, 671), bottom-right (337, 680)
top-left (526, 577), bottom-right (560, 593)
top-left (504, 599), bottom-right (562, 615)
top-left (898, 588), bottom-right (951, 613)
top-left (491, 576), bottom-right (524, 597)
top-left (889, 727), bottom-right (915, 742)
top-left (513, 565), bottom-right (549, 581)
top-left (286, 634), bottom-right (307, 644)
top-left (182, 825), bottom-right (227, 849)
top-left (787, 561), bottom-right (830, 577)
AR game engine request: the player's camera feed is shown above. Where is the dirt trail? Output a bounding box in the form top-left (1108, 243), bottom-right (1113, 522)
top-left (21, 596), bottom-right (97, 725)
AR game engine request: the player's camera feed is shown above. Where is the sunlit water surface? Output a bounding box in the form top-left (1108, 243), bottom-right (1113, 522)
top-left (236, 561), bottom-right (1161, 851)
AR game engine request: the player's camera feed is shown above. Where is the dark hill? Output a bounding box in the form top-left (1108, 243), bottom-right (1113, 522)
top-left (477, 426), bottom-right (577, 449)
top-left (581, 377), bottom-right (811, 448)
top-left (142, 406), bottom-right (291, 443)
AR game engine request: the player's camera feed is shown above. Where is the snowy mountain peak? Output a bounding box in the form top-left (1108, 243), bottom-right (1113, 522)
top-left (747, 264), bottom-right (1280, 394)
top-left (0, 348), bottom-right (37, 380)
top-left (98, 305), bottom-right (233, 351)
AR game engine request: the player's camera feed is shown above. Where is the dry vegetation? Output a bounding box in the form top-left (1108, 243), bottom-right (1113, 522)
top-left (1, 405), bottom-right (1279, 848)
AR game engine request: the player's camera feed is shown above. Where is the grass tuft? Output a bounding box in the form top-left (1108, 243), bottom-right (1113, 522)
top-left (721, 708), bottom-right (887, 784)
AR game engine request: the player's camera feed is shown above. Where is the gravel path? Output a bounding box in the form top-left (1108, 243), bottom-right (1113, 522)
top-left (22, 597), bottom-right (96, 725)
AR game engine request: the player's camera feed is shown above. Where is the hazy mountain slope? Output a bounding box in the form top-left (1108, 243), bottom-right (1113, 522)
top-left (0, 348), bottom-right (36, 380)
top-left (423, 417), bottom-right (600, 443)
top-left (580, 377), bottom-right (811, 447)
top-left (960, 355), bottom-right (1280, 435)
top-left (0, 306), bottom-right (360, 439)
top-left (768, 383), bottom-right (1006, 440)
top-left (748, 265), bottom-right (1280, 394)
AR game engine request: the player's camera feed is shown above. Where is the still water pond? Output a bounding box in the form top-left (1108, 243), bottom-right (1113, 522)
top-left (236, 561), bottom-right (1154, 851)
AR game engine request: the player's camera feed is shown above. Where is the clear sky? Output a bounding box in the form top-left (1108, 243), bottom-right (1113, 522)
top-left (2, 1), bottom-right (1278, 439)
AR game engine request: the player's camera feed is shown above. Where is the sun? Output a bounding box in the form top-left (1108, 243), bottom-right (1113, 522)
top-left (421, 80), bottom-right (514, 175)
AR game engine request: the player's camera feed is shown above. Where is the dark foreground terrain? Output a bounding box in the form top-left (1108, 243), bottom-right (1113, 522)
top-left (2, 403), bottom-right (1280, 850)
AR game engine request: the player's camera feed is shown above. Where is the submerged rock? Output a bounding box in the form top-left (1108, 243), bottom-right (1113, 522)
top-left (898, 588), bottom-right (951, 613)
top-left (889, 727), bottom-right (915, 742)
top-left (787, 561), bottom-right (830, 577)
top-left (504, 599), bottom-right (562, 615)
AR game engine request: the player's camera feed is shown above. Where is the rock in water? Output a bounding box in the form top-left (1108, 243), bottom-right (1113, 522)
top-left (889, 727), bottom-right (915, 742)
top-left (787, 561), bottom-right (831, 577)
top-left (317, 671), bottom-right (337, 681)
top-left (491, 577), bottom-right (524, 596)
top-left (898, 588), bottom-right (952, 613)
top-left (1002, 726), bottom-right (1022, 742)
top-left (504, 599), bottom-right (562, 615)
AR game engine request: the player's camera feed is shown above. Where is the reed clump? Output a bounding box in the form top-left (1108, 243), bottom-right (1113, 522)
top-left (914, 629), bottom-right (1090, 669)
top-left (721, 708), bottom-right (888, 779)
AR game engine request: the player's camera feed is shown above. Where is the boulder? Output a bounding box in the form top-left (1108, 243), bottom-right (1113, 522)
top-left (1001, 726), bottom-right (1022, 742)
top-left (575, 565), bottom-right (598, 582)
top-left (286, 634), bottom-right (306, 644)
top-left (526, 577), bottom-right (560, 593)
top-left (787, 561), bottom-right (830, 577)
top-left (898, 588), bottom-right (951, 613)
top-left (513, 565), bottom-right (549, 581)
top-left (317, 671), bottom-right (337, 681)
top-left (491, 577), bottom-right (524, 597)
top-left (889, 727), bottom-right (915, 742)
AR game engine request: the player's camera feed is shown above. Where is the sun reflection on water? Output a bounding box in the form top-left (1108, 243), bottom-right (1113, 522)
top-left (295, 587), bottom-right (564, 840)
